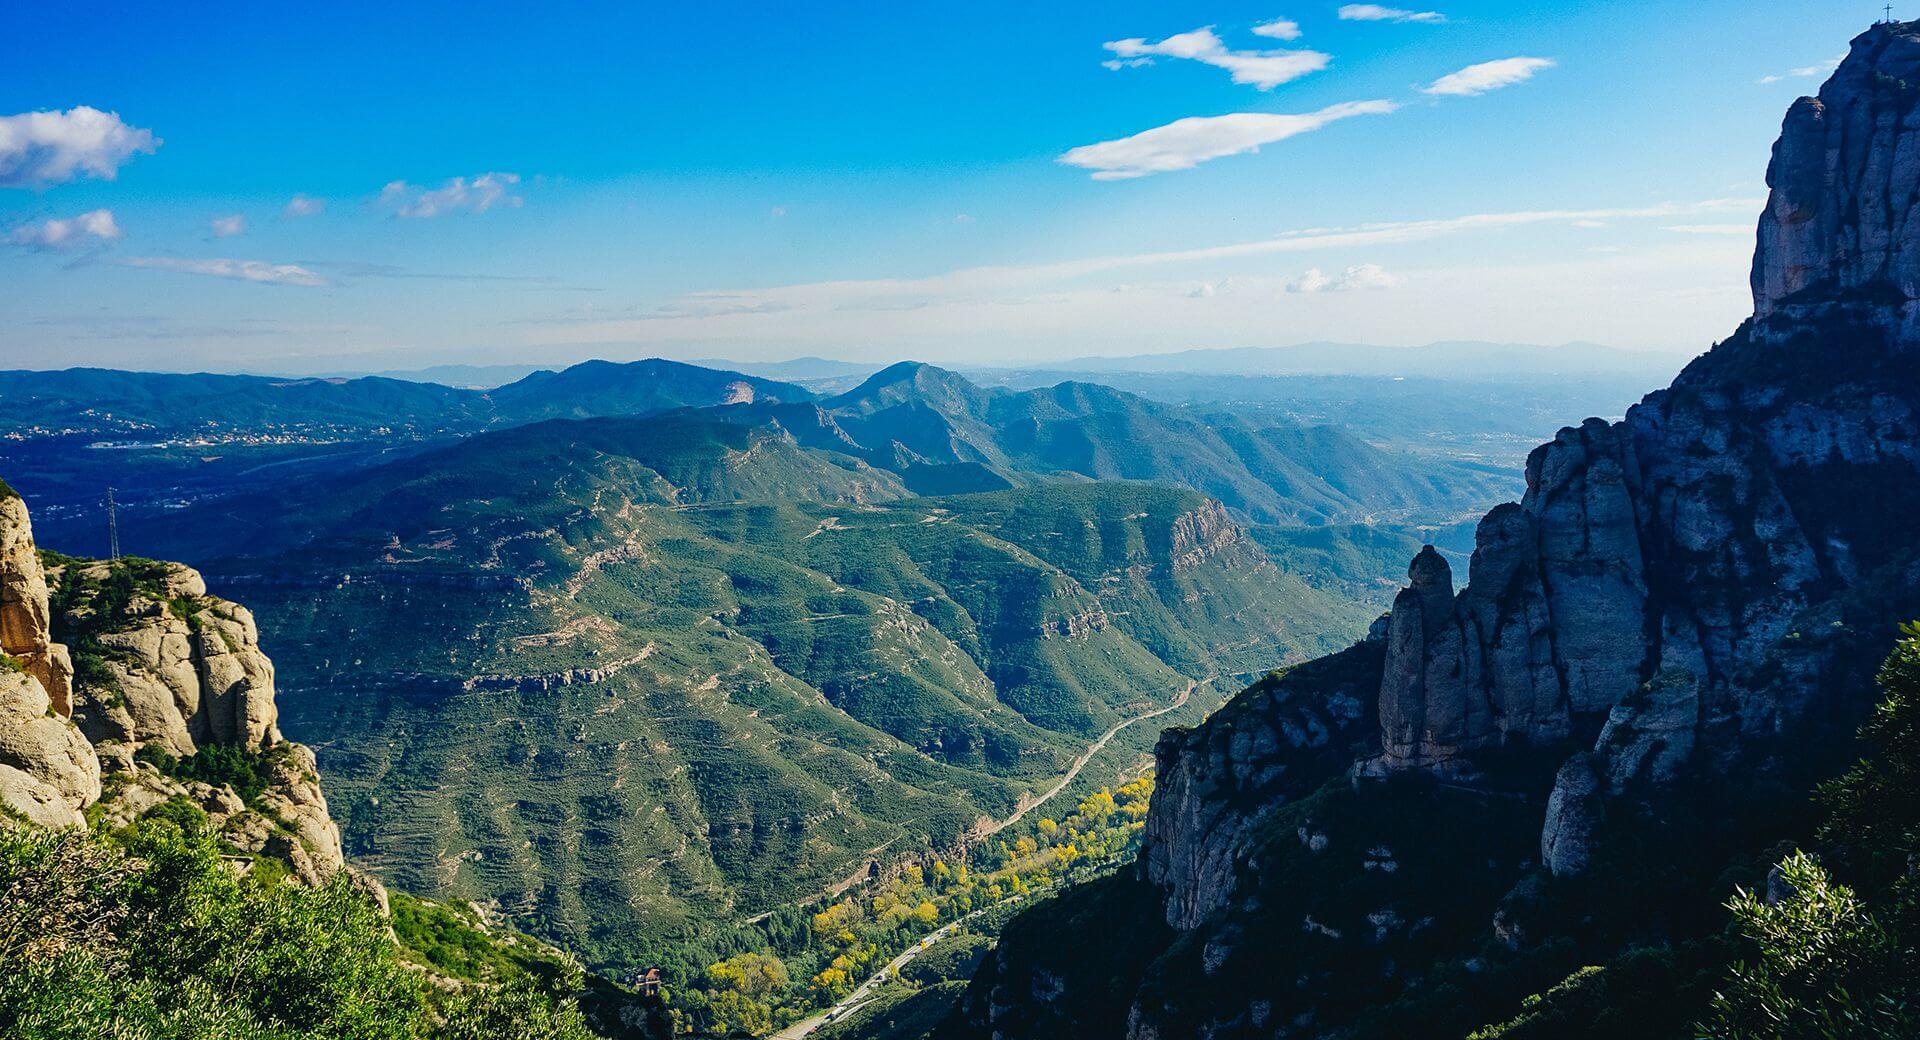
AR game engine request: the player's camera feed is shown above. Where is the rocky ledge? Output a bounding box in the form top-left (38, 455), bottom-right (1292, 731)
top-left (0, 485), bottom-right (345, 884)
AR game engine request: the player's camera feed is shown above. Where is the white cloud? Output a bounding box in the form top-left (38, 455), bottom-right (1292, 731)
top-left (770, 205), bottom-right (788, 218)
top-left (1758, 55), bottom-right (1842, 84)
top-left (534, 198), bottom-right (1755, 340)
top-left (117, 256), bottom-right (330, 287)
top-left (209, 214), bottom-right (247, 238)
top-left (1060, 99), bottom-right (1397, 179)
top-left (1104, 27), bottom-right (1329, 90)
top-left (1287, 262), bottom-right (1403, 293)
top-left (0, 107), bottom-right (159, 189)
top-left (282, 194), bottom-right (326, 218)
top-left (1423, 57), bottom-right (1556, 96)
top-left (1102, 57), bottom-right (1154, 70)
top-left (1571, 219), bottom-right (1609, 228)
top-left (378, 172), bottom-right (522, 218)
top-left (1664, 223), bottom-right (1752, 236)
top-left (8, 208), bottom-right (121, 250)
top-left (1758, 55), bottom-right (1843, 84)
top-left (1338, 4), bottom-right (1445, 23)
top-left (1251, 18), bottom-right (1302, 41)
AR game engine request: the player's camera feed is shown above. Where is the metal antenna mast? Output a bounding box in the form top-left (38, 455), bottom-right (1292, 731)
top-left (105, 487), bottom-right (121, 561)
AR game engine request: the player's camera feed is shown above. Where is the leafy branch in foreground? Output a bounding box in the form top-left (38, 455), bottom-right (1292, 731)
top-left (1704, 628), bottom-right (1920, 1040)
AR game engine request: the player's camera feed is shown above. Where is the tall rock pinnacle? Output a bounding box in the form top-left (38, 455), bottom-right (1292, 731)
top-left (1753, 20), bottom-right (1920, 342)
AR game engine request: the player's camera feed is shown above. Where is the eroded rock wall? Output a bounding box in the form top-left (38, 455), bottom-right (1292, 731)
top-left (0, 491), bottom-right (99, 827)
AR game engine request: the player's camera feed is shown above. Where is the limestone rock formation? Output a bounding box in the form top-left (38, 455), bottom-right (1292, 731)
top-left (0, 489), bottom-right (99, 826)
top-left (1219, 0), bottom-right (1920, 952)
top-left (57, 557), bottom-right (283, 767)
top-left (0, 483), bottom-right (343, 882)
top-left (1348, 19), bottom-right (1920, 863)
top-left (1753, 22), bottom-right (1920, 336)
top-left (1143, 642), bottom-right (1381, 929)
top-left (951, 20), bottom-right (1920, 1040)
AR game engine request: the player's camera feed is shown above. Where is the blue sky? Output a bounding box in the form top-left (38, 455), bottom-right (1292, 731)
top-left (0, 0), bottom-right (1885, 373)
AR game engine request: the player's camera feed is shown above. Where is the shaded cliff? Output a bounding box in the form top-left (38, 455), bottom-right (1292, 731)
top-left (949, 20), bottom-right (1920, 1040)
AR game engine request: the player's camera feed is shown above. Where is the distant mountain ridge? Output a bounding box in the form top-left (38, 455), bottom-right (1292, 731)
top-left (0, 358), bottom-right (814, 440)
top-left (716, 361), bottom-right (1518, 525)
top-left (1048, 339), bottom-right (1687, 381)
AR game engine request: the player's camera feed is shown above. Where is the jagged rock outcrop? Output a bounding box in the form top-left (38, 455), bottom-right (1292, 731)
top-left (950, 21), bottom-right (1920, 1040)
top-left (1167, 0), bottom-right (1920, 936)
top-left (0, 485), bottom-right (344, 883)
top-left (0, 490), bottom-right (99, 826)
top-left (1, 493), bottom-right (76, 715)
top-left (1355, 18), bottom-right (1920, 861)
top-left (58, 558), bottom-right (282, 768)
top-left (1143, 641), bottom-right (1382, 929)
top-left (1753, 23), bottom-right (1920, 334)
top-left (1166, 499), bottom-right (1245, 572)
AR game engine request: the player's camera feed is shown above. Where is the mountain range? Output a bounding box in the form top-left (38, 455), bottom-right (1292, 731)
top-left (113, 408), bottom-right (1367, 969)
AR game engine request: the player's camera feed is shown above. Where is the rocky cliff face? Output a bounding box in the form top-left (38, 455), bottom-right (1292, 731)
top-left (1753, 24), bottom-right (1920, 334)
top-left (1358, 16), bottom-right (1920, 870)
top-left (0, 485), bottom-right (344, 883)
top-left (0, 490), bottom-right (99, 827)
top-left (951, 20), bottom-right (1920, 1040)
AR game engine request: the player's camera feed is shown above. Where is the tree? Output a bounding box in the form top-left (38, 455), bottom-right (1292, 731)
top-left (1704, 627), bottom-right (1920, 1039)
top-left (1707, 852), bottom-right (1915, 1039)
top-left (707, 951), bottom-right (791, 998)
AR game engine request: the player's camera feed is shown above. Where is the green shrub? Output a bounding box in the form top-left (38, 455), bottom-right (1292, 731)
top-left (0, 819), bottom-right (609, 1039)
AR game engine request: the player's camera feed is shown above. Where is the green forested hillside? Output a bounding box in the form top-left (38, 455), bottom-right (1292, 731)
top-left (120, 410), bottom-right (1372, 973)
top-left (732, 363), bottom-right (1518, 525)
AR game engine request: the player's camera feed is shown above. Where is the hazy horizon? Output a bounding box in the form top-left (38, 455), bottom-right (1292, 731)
top-left (4, 1), bottom-right (1870, 373)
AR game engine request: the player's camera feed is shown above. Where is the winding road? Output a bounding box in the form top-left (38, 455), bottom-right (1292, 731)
top-left (770, 903), bottom-right (1004, 1040)
top-left (767, 676), bottom-right (1210, 1039)
top-left (971, 676), bottom-right (1202, 840)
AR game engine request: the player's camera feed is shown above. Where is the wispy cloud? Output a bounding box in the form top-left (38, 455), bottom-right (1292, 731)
top-left (1338, 4), bottom-right (1446, 24)
top-left (1251, 18), bottom-right (1303, 41)
top-left (304, 260), bottom-right (562, 284)
top-left (1423, 57), bottom-right (1556, 96)
top-left (117, 256), bottom-right (330, 287)
top-left (209, 214), bottom-right (247, 238)
top-left (0, 107), bottom-right (159, 189)
top-left (1103, 27), bottom-right (1329, 90)
top-left (1664, 223), bottom-right (1752, 236)
top-left (543, 198), bottom-right (1756, 330)
top-left (1758, 55), bottom-right (1842, 84)
top-left (8, 208), bottom-right (122, 250)
top-left (1287, 262), bottom-right (1403, 292)
top-left (1061, 100), bottom-right (1396, 180)
top-left (378, 172), bottom-right (523, 218)
top-left (282, 194), bottom-right (326, 218)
